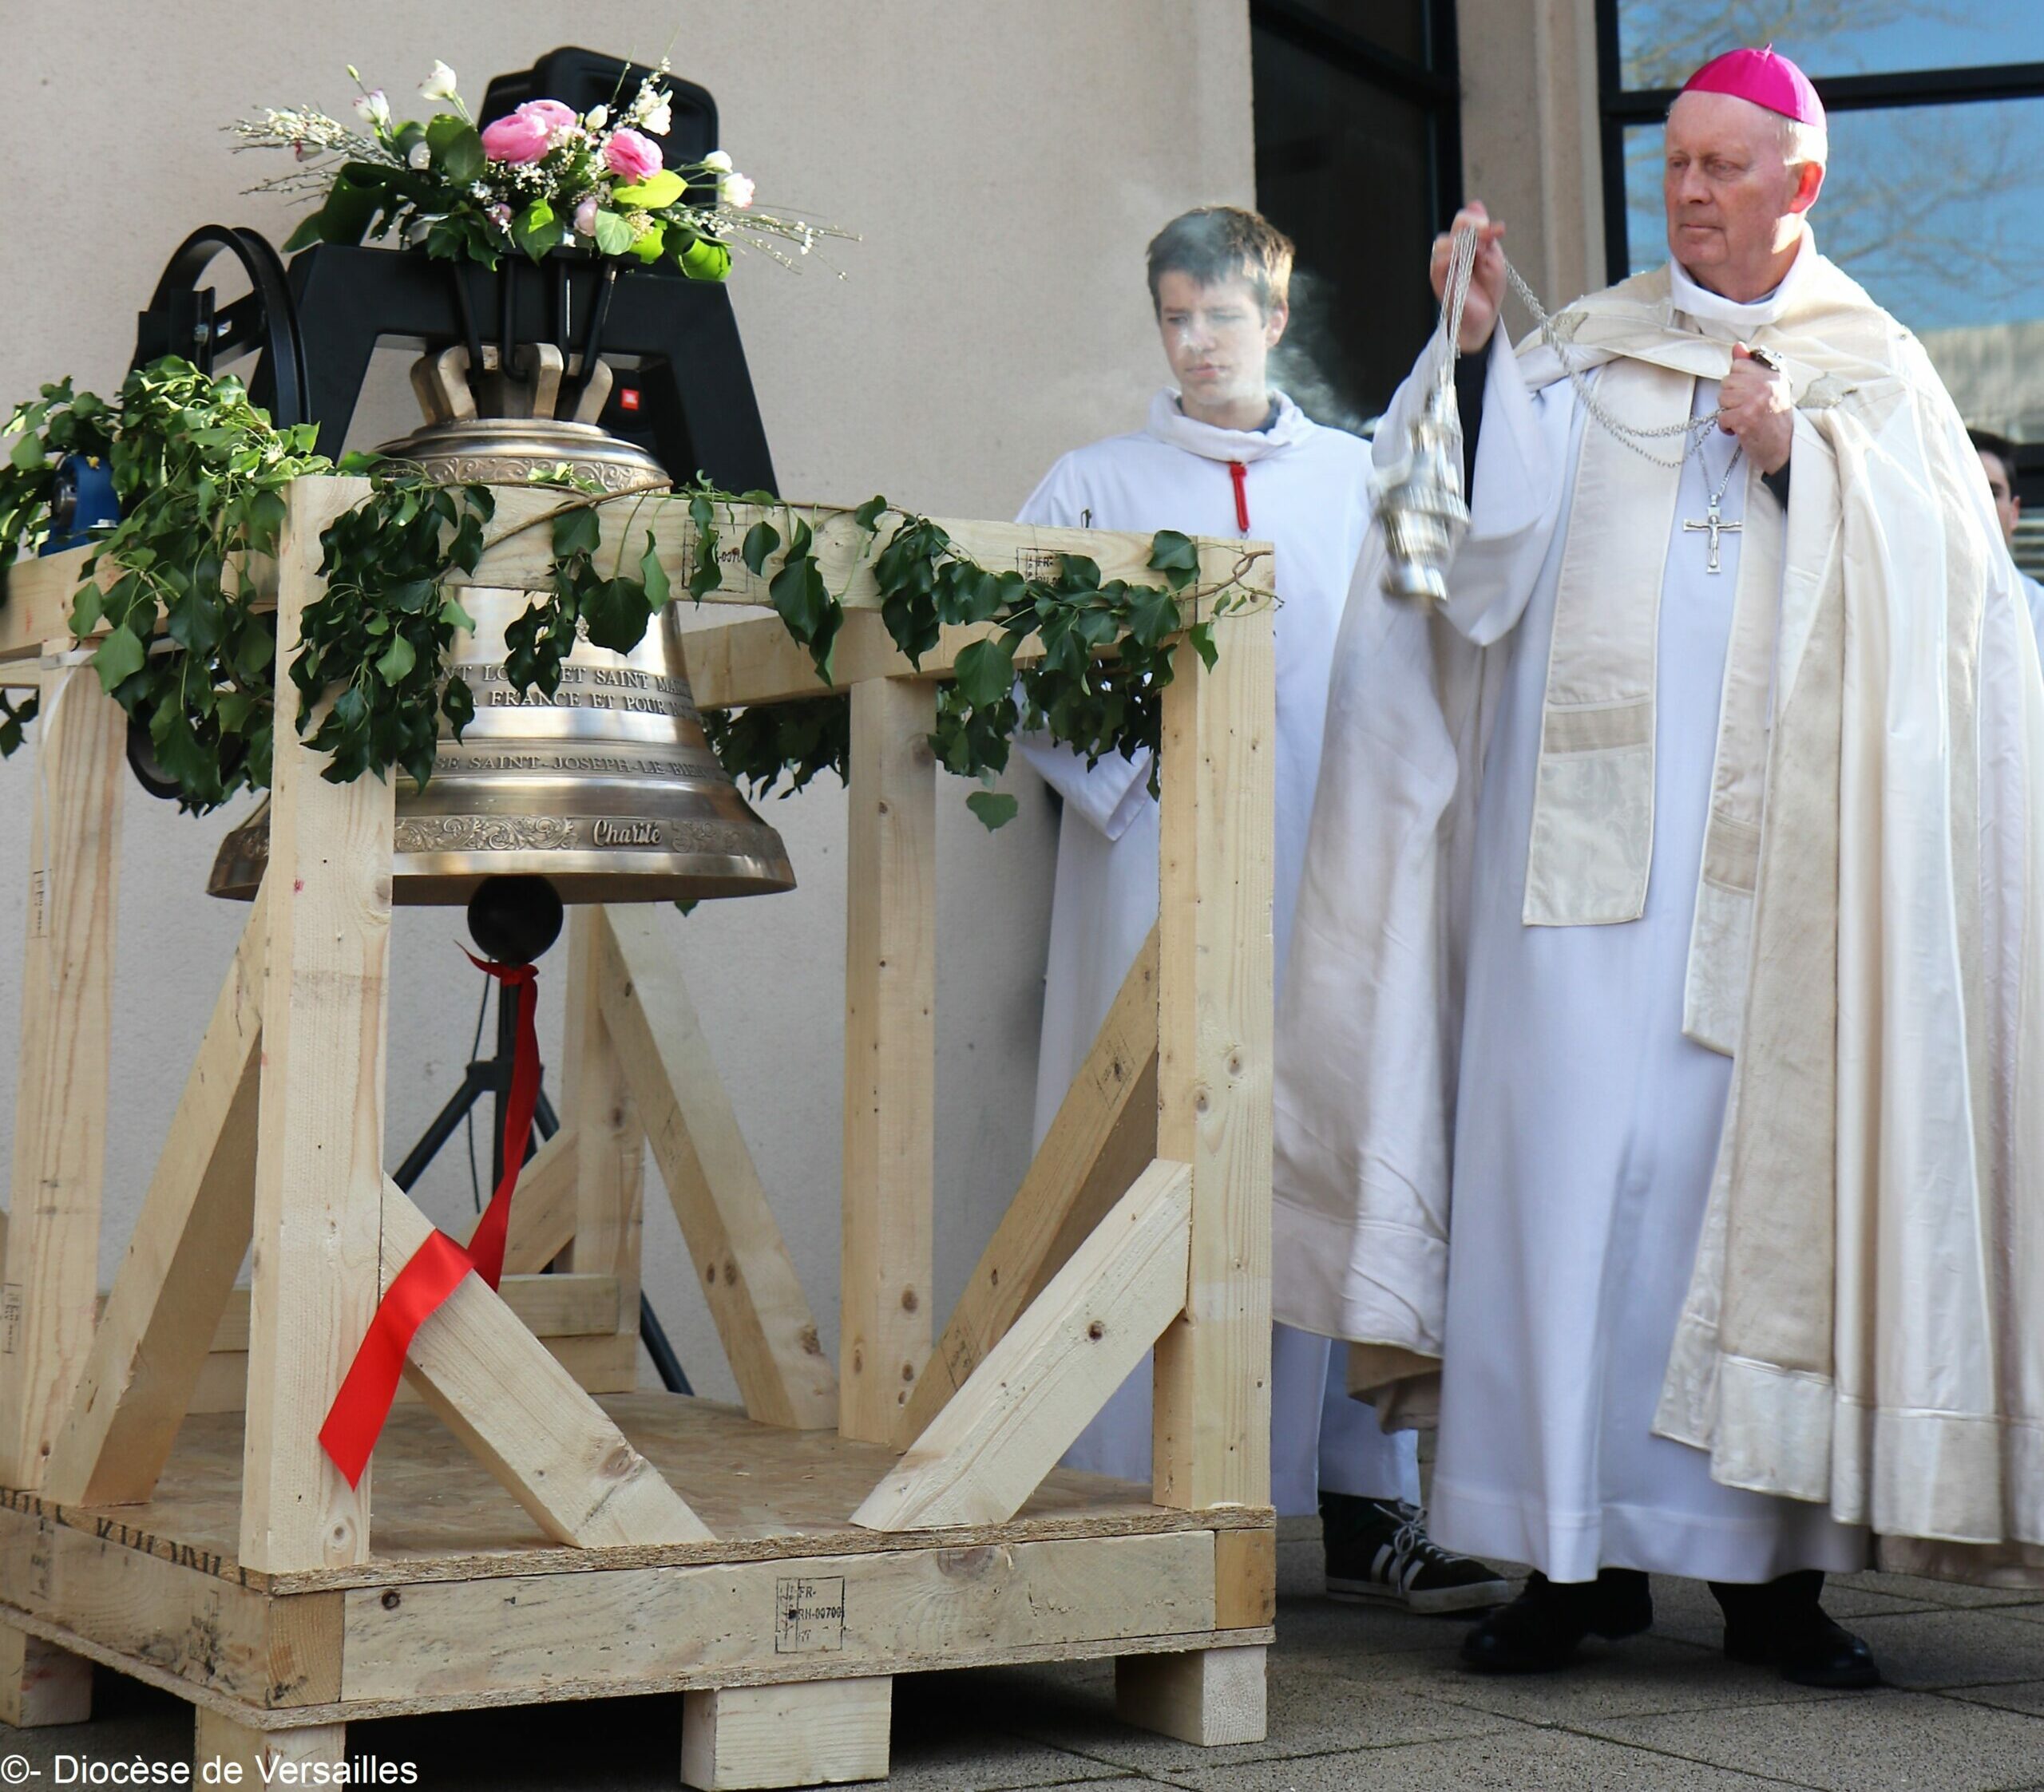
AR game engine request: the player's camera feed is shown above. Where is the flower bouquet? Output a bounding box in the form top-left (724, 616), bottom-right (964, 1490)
top-left (235, 59), bottom-right (846, 282)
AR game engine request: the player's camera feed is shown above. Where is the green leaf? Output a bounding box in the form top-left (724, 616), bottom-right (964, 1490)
top-left (8, 432), bottom-right (43, 470)
top-left (91, 625), bottom-right (145, 692)
top-left (610, 171), bottom-right (686, 209)
top-left (582, 576), bottom-right (655, 653)
top-left (965, 789), bottom-right (1020, 830)
top-left (952, 635), bottom-right (1017, 711)
top-left (591, 210), bottom-right (636, 256)
top-left (640, 531), bottom-right (671, 610)
top-left (512, 198), bottom-right (558, 261)
top-left (1147, 528), bottom-right (1200, 591)
top-left (741, 520), bottom-right (780, 577)
top-left (438, 596), bottom-right (477, 632)
top-left (552, 504), bottom-right (602, 559)
top-left (425, 115), bottom-right (485, 184)
top-left (853, 496), bottom-right (888, 532)
top-left (376, 634), bottom-right (417, 682)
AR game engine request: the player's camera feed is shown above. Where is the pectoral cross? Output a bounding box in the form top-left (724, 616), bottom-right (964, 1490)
top-left (1683, 499), bottom-right (1741, 575)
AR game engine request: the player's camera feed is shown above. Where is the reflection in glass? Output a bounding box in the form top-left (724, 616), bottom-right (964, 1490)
top-left (1618, 0), bottom-right (2044, 88)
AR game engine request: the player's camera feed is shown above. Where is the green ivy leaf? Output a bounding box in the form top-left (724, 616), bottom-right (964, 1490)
top-left (965, 789), bottom-right (1020, 830)
top-left (742, 520), bottom-right (780, 577)
top-left (592, 210), bottom-right (636, 256)
top-left (375, 634), bottom-right (416, 682)
top-left (91, 625), bottom-right (145, 692)
top-left (583, 576), bottom-right (655, 653)
top-left (640, 531), bottom-right (671, 611)
top-left (952, 635), bottom-right (1017, 711)
top-left (552, 503), bottom-right (602, 559)
top-left (1147, 529), bottom-right (1200, 591)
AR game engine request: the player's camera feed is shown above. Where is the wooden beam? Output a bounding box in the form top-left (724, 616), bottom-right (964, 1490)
top-left (904, 927), bottom-right (1159, 1439)
top-left (597, 909), bottom-right (836, 1429)
top-left (680, 1679), bottom-right (891, 1791)
top-left (560, 909), bottom-right (644, 1338)
top-left (1214, 1529), bottom-right (1278, 1629)
top-left (186, 1330), bottom-right (639, 1417)
top-left (463, 489), bottom-right (1271, 615)
top-left (851, 1159), bottom-right (1190, 1532)
top-left (0, 549), bottom-right (105, 667)
top-left (44, 893), bottom-right (267, 1506)
top-left (493, 1125), bottom-right (580, 1273)
top-left (195, 1711), bottom-right (347, 1779)
top-left (0, 647), bottom-right (126, 1490)
top-left (1151, 595), bottom-right (1274, 1513)
top-left (193, 1269), bottom-right (617, 1355)
top-left (1116, 1644), bottom-right (1266, 1747)
top-left (839, 678), bottom-right (937, 1446)
top-left (688, 613), bottom-right (1068, 710)
top-left (240, 476), bottom-right (389, 1575)
top-left (0, 1621), bottom-right (91, 1727)
top-left (382, 1181), bottom-right (714, 1546)
top-left (2, 500), bottom-right (1274, 667)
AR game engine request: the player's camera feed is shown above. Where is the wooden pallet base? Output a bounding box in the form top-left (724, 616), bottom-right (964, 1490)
top-left (0, 1394), bottom-right (1272, 1782)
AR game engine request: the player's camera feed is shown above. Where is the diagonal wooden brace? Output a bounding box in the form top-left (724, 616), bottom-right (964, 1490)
top-left (902, 925), bottom-right (1159, 1440)
top-left (44, 890), bottom-right (268, 1506)
top-left (850, 1157), bottom-right (1191, 1532)
top-left (381, 1179), bottom-right (713, 1545)
top-left (597, 908), bottom-right (837, 1430)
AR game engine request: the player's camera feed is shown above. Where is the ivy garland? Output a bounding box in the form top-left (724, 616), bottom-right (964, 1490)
top-left (0, 359), bottom-right (1258, 829)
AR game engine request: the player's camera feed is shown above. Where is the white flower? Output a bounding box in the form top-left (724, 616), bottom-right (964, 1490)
top-left (643, 100), bottom-right (672, 136)
top-left (585, 104), bottom-right (608, 129)
top-left (353, 89), bottom-right (390, 128)
top-left (408, 141), bottom-right (432, 170)
top-left (703, 148), bottom-right (733, 172)
top-left (719, 172), bottom-right (755, 210)
top-left (421, 60), bottom-right (459, 102)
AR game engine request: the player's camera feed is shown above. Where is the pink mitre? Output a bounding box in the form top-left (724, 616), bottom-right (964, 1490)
top-left (1682, 45), bottom-right (1825, 129)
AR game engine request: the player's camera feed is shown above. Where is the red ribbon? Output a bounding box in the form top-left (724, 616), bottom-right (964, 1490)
top-left (318, 955), bottom-right (541, 1487)
top-left (1229, 460), bottom-right (1250, 534)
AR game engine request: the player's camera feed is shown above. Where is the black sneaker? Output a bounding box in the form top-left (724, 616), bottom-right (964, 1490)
top-left (1321, 1493), bottom-right (1511, 1615)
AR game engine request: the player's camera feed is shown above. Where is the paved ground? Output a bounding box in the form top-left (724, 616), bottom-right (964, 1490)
top-left (10, 1529), bottom-right (2044, 1788)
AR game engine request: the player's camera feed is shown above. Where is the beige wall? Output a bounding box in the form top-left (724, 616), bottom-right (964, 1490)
top-left (1456, 0), bottom-right (1606, 311)
top-left (0, 2), bottom-right (1254, 1402)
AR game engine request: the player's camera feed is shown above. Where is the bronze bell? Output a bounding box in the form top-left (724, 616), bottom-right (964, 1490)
top-left (208, 347), bottom-right (794, 906)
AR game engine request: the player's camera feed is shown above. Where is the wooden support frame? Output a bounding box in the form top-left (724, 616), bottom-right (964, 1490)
top-left (0, 646), bottom-right (125, 1491)
top-left (0, 483), bottom-right (1274, 1781)
top-left (851, 1158), bottom-right (1190, 1530)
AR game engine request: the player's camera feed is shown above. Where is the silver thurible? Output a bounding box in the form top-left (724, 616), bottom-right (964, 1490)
top-left (1373, 372), bottom-right (1470, 605)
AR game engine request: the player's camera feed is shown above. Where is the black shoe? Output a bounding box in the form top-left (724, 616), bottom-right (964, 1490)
top-left (1460, 1569), bottom-right (1653, 1674)
top-left (1320, 1493), bottom-right (1511, 1615)
top-left (1712, 1572), bottom-right (1882, 1690)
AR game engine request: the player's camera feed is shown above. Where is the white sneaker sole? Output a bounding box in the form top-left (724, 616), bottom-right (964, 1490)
top-left (1326, 1574), bottom-right (1512, 1616)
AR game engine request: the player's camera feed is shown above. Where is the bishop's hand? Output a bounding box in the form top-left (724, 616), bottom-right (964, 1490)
top-left (1719, 343), bottom-right (1794, 476)
top-left (1431, 203), bottom-right (1508, 354)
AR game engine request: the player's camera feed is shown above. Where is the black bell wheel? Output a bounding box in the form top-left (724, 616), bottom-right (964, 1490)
top-left (134, 226), bottom-right (308, 429)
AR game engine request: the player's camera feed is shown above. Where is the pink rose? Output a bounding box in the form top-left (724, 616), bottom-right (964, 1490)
top-left (719, 172), bottom-right (755, 211)
top-left (480, 111), bottom-right (550, 164)
top-left (604, 128), bottom-right (662, 182)
top-left (517, 98), bottom-right (578, 135)
top-left (573, 195), bottom-right (600, 237)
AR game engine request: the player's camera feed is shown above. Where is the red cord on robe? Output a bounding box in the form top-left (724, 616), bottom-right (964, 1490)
top-left (1229, 460), bottom-right (1250, 533)
top-left (318, 955), bottom-right (541, 1487)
